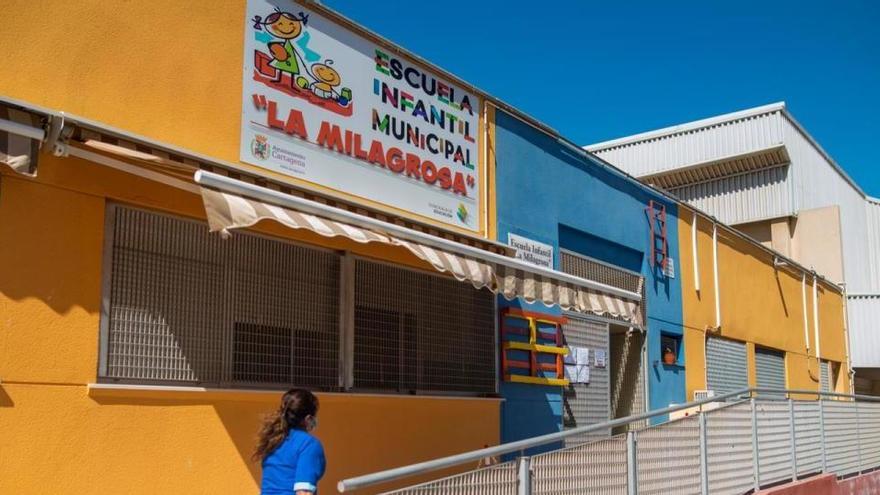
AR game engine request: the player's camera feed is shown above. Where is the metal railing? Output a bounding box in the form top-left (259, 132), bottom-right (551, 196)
top-left (337, 388), bottom-right (880, 494)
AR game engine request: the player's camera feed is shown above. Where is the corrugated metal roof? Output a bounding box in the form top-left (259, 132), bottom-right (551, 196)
top-left (585, 102), bottom-right (787, 151)
top-left (586, 102), bottom-right (867, 199)
top-left (586, 108), bottom-right (785, 178)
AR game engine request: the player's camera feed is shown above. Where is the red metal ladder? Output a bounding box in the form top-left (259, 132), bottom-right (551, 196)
top-left (646, 200), bottom-right (668, 273)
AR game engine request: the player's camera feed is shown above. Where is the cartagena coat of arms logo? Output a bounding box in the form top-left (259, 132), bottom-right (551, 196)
top-left (251, 134), bottom-right (270, 160)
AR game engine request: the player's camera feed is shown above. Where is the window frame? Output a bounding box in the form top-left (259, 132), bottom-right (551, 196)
top-left (97, 203), bottom-right (499, 397)
top-left (659, 333), bottom-right (682, 366)
top-left (98, 203), bottom-right (343, 390)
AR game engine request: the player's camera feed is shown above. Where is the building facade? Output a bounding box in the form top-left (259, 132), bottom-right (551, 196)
top-left (586, 103), bottom-right (877, 394)
top-left (0, 3), bottom-right (854, 494)
top-left (492, 108), bottom-right (684, 443)
top-left (0, 1), bottom-right (643, 493)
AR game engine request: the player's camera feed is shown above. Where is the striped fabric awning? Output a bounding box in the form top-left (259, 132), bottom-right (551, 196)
top-left (0, 107), bottom-right (42, 177)
top-left (201, 187), bottom-right (642, 325)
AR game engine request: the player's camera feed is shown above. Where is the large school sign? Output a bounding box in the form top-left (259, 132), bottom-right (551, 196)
top-left (240, 0), bottom-right (482, 233)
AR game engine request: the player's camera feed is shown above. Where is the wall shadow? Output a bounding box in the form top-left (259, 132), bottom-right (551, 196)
top-left (0, 386), bottom-right (13, 407)
top-left (89, 392), bottom-right (266, 485)
top-left (774, 271), bottom-right (790, 317)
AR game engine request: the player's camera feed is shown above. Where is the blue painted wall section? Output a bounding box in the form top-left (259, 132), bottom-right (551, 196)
top-left (498, 297), bottom-right (565, 456)
top-left (494, 110), bottom-right (685, 442)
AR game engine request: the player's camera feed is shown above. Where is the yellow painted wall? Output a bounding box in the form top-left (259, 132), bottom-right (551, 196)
top-left (678, 209), bottom-right (850, 400)
top-left (0, 2), bottom-right (505, 492)
top-left (0, 0), bottom-right (492, 238)
top-left (0, 153), bottom-right (501, 494)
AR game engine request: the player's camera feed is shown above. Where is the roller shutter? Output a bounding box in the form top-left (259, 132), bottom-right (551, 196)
top-left (755, 348), bottom-right (786, 395)
top-left (706, 337), bottom-right (748, 396)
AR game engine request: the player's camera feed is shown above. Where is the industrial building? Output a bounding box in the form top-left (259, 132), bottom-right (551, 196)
top-left (586, 103), bottom-right (879, 395)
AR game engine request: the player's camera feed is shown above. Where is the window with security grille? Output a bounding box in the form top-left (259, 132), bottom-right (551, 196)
top-left (353, 259), bottom-right (496, 394)
top-left (102, 205), bottom-right (340, 389)
top-left (560, 250), bottom-right (645, 325)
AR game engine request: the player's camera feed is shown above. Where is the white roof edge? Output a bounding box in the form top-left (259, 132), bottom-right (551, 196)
top-left (585, 102), bottom-right (870, 200)
top-left (583, 102), bottom-right (787, 151)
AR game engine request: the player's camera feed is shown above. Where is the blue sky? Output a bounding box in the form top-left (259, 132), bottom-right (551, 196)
top-left (325, 0), bottom-right (880, 197)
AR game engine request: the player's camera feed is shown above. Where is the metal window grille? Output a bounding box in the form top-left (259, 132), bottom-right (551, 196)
top-left (102, 205), bottom-right (340, 389)
top-left (561, 315), bottom-right (610, 446)
top-left (352, 258), bottom-right (496, 394)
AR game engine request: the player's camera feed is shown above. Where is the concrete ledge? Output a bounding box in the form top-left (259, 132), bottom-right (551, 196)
top-left (758, 471), bottom-right (880, 495)
top-left (839, 470), bottom-right (880, 495)
top-left (87, 383), bottom-right (506, 403)
top-left (756, 474), bottom-right (838, 495)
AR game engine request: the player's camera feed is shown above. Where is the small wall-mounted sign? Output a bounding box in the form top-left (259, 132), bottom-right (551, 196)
top-left (663, 258), bottom-right (675, 278)
top-left (508, 233), bottom-right (554, 269)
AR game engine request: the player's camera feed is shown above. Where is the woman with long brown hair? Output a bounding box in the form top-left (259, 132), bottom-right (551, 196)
top-left (255, 389), bottom-right (326, 494)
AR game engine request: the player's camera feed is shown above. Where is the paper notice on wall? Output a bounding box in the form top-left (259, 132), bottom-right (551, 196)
top-left (564, 345), bottom-right (590, 384)
top-left (594, 349), bottom-right (607, 368)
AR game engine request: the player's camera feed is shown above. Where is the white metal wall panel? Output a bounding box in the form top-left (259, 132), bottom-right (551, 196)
top-left (669, 166), bottom-right (793, 225)
top-left (823, 400), bottom-right (861, 476)
top-left (706, 402), bottom-right (755, 495)
top-left (531, 436), bottom-right (627, 495)
top-left (706, 337), bottom-right (749, 396)
top-left (793, 401), bottom-right (822, 476)
top-left (867, 199), bottom-right (880, 290)
top-left (561, 315), bottom-right (610, 446)
top-left (783, 119), bottom-right (874, 292)
top-left (849, 295), bottom-right (880, 368)
top-left (381, 461), bottom-right (518, 495)
top-left (755, 401), bottom-right (793, 486)
top-left (755, 348), bottom-right (786, 395)
top-left (590, 110), bottom-right (785, 177)
top-left (635, 417), bottom-right (701, 495)
top-left (858, 402), bottom-right (880, 471)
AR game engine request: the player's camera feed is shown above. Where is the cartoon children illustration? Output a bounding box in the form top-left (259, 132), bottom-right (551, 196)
top-left (308, 60), bottom-right (351, 106)
top-left (252, 9), bottom-right (310, 88)
top-left (252, 8), bottom-right (353, 114)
